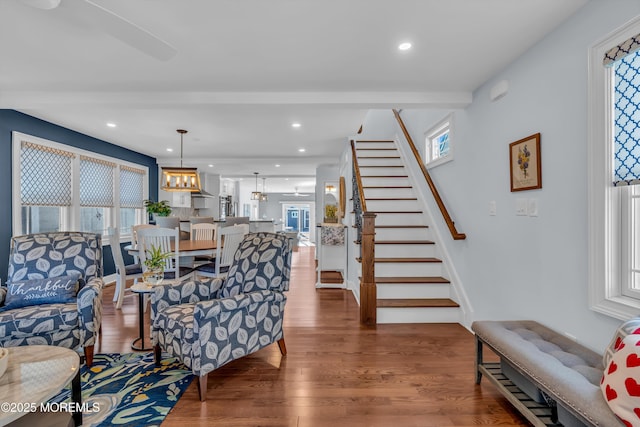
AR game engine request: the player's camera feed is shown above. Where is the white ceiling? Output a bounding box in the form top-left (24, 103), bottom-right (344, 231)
top-left (0, 0), bottom-right (588, 193)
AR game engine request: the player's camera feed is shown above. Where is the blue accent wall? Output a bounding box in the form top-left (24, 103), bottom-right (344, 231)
top-left (0, 109), bottom-right (158, 280)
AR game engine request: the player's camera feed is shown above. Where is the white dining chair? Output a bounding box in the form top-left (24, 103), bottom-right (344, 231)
top-left (190, 222), bottom-right (216, 241)
top-left (190, 222), bottom-right (217, 264)
top-left (132, 224), bottom-right (156, 264)
top-left (107, 227), bottom-right (143, 309)
top-left (195, 224), bottom-right (249, 279)
top-left (137, 227), bottom-right (195, 281)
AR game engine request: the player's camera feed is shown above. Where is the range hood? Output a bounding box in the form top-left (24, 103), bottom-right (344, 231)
top-left (192, 188), bottom-right (215, 198)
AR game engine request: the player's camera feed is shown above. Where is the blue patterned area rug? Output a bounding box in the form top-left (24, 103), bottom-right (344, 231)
top-left (50, 352), bottom-right (193, 426)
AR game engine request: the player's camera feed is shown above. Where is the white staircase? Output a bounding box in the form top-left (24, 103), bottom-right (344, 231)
top-left (354, 140), bottom-right (461, 324)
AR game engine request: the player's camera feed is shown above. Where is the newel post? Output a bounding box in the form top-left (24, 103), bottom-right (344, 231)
top-left (360, 212), bottom-right (376, 326)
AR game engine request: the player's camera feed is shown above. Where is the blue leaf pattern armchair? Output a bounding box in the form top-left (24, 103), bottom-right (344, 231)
top-left (0, 232), bottom-right (103, 366)
top-left (151, 232), bottom-right (292, 401)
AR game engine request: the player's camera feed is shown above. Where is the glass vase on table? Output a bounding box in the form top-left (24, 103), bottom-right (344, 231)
top-left (143, 244), bottom-right (170, 287)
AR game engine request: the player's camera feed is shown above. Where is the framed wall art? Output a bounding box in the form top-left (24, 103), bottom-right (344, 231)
top-left (509, 133), bottom-right (541, 192)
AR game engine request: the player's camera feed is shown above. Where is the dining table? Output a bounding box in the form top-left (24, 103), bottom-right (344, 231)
top-left (123, 239), bottom-right (219, 258)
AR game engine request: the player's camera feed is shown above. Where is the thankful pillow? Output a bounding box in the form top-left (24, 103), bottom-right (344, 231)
top-left (601, 334), bottom-right (640, 427)
top-left (3, 275), bottom-right (80, 310)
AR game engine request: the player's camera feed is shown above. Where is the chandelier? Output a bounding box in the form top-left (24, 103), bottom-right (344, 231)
top-left (250, 172), bottom-right (262, 200)
top-left (260, 177), bottom-right (268, 201)
top-left (161, 129), bottom-right (202, 192)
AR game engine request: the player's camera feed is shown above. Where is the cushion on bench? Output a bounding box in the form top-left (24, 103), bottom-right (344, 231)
top-left (473, 320), bottom-right (623, 427)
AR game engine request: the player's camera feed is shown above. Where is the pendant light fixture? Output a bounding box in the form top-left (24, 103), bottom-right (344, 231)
top-left (250, 172), bottom-right (262, 200)
top-left (161, 129), bottom-right (202, 192)
top-left (260, 177), bottom-right (268, 201)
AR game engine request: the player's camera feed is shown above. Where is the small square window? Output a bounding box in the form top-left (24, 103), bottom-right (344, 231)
top-left (425, 115), bottom-right (454, 167)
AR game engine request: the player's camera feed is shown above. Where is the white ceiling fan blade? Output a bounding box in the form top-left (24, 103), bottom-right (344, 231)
top-left (69, 0), bottom-right (177, 61)
top-left (20, 0), bottom-right (61, 10)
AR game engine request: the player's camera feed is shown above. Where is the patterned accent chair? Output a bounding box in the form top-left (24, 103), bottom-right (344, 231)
top-left (0, 232), bottom-right (103, 366)
top-left (151, 232), bottom-right (292, 401)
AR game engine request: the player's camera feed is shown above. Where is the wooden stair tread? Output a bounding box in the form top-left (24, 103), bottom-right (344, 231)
top-left (375, 225), bottom-right (428, 228)
top-left (357, 257), bottom-right (442, 263)
top-left (365, 197), bottom-right (417, 201)
top-left (358, 156), bottom-right (401, 159)
top-left (355, 148), bottom-right (398, 151)
top-left (361, 175), bottom-right (409, 178)
top-left (368, 211), bottom-right (423, 214)
top-left (351, 225), bottom-right (429, 229)
top-left (376, 240), bottom-right (434, 244)
top-left (355, 140), bottom-right (395, 143)
top-left (377, 298), bottom-right (459, 308)
top-left (363, 186), bottom-right (413, 189)
top-left (375, 276), bottom-right (450, 284)
top-left (359, 165), bottom-right (404, 168)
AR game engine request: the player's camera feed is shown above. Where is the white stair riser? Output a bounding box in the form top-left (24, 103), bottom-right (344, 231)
top-left (366, 199), bottom-right (421, 211)
top-left (375, 262), bottom-right (442, 277)
top-left (355, 148), bottom-right (399, 156)
top-left (377, 307), bottom-right (461, 324)
top-left (357, 158), bottom-right (404, 167)
top-left (356, 142), bottom-right (396, 150)
top-left (363, 188), bottom-right (415, 198)
top-left (359, 167), bottom-right (406, 176)
top-left (375, 244), bottom-right (435, 258)
top-left (371, 213), bottom-right (425, 226)
top-left (360, 177), bottom-right (410, 186)
top-left (375, 228), bottom-right (430, 240)
top-left (377, 283), bottom-right (451, 299)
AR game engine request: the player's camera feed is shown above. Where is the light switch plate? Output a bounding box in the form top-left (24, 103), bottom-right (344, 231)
top-left (515, 199), bottom-right (527, 216)
top-left (528, 198), bottom-right (538, 217)
top-left (489, 201), bottom-right (496, 216)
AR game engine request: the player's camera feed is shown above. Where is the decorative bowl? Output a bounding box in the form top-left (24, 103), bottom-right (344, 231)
top-left (0, 348), bottom-right (8, 378)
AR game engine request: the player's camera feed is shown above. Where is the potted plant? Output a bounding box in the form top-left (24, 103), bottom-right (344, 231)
top-left (142, 244), bottom-right (170, 286)
top-left (144, 199), bottom-right (171, 220)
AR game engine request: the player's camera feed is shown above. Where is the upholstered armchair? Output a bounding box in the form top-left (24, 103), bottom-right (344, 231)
top-left (151, 232), bottom-right (292, 401)
top-left (0, 232), bottom-right (103, 366)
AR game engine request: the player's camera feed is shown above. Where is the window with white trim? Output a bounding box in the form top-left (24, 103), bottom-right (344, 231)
top-left (588, 17), bottom-right (640, 319)
top-left (424, 115), bottom-right (453, 167)
top-left (12, 132), bottom-right (149, 240)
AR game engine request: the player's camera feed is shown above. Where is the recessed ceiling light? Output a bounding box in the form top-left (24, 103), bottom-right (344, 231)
top-left (106, 122), bottom-right (117, 128)
top-left (398, 42), bottom-right (412, 51)
top-left (208, 164), bottom-right (214, 167)
top-left (298, 148), bottom-right (306, 152)
top-left (292, 123), bottom-right (301, 128)
top-left (166, 148), bottom-right (173, 152)
top-left (275, 164), bottom-right (281, 168)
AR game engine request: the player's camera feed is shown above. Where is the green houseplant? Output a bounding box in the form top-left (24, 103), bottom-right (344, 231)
top-left (142, 244), bottom-right (171, 286)
top-left (144, 199), bottom-right (171, 219)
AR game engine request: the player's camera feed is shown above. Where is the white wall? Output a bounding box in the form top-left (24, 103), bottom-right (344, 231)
top-left (358, 1), bottom-right (640, 352)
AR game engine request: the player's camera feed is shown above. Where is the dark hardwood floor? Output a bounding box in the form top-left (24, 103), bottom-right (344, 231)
top-left (98, 247), bottom-right (529, 426)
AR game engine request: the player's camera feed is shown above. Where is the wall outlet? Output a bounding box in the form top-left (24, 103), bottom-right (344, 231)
top-left (515, 198), bottom-right (527, 216)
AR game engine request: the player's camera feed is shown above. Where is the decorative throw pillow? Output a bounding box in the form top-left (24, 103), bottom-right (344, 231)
top-left (2, 275), bottom-right (80, 310)
top-left (601, 334), bottom-right (640, 427)
top-left (604, 317), bottom-right (640, 368)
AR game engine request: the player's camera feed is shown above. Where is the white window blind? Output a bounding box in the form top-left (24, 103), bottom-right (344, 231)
top-left (20, 141), bottom-right (74, 206)
top-left (120, 166), bottom-right (146, 208)
top-left (80, 155), bottom-right (115, 207)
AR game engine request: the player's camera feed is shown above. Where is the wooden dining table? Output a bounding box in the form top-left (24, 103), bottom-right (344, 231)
top-left (123, 239), bottom-right (219, 257)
